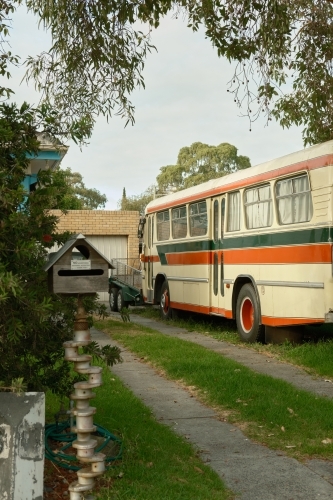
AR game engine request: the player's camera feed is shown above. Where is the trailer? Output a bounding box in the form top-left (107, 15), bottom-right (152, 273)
top-left (108, 258), bottom-right (143, 311)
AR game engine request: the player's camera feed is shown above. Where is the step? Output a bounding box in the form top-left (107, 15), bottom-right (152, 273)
top-left (63, 340), bottom-right (91, 348)
top-left (71, 425), bottom-right (97, 434)
top-left (70, 390), bottom-right (96, 401)
top-left (75, 366), bottom-right (102, 375)
top-left (69, 479), bottom-right (94, 492)
top-left (77, 467), bottom-right (104, 479)
top-left (74, 381), bottom-right (101, 390)
top-left (79, 452), bottom-right (106, 464)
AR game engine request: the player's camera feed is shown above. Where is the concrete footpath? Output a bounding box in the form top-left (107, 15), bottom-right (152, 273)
top-left (91, 313), bottom-right (333, 499)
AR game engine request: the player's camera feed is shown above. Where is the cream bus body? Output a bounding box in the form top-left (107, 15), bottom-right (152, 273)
top-left (140, 141), bottom-right (333, 342)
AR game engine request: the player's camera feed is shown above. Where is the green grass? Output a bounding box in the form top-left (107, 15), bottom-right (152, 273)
top-left (96, 317), bottom-right (333, 461)
top-left (130, 307), bottom-right (333, 378)
top-left (45, 366), bottom-right (232, 500)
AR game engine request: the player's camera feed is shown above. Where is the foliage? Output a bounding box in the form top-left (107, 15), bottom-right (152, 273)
top-left (120, 307), bottom-right (131, 322)
top-left (53, 168), bottom-right (107, 210)
top-left (118, 184), bottom-right (155, 215)
top-left (0, 377), bottom-right (27, 394)
top-left (0, 101), bottom-right (116, 395)
top-left (157, 142), bottom-right (251, 193)
top-left (22, 0), bottom-right (156, 139)
top-left (0, 1), bottom-right (325, 145)
top-left (119, 141), bottom-right (250, 212)
top-left (175, 1), bottom-right (333, 145)
top-left (83, 341), bottom-right (122, 367)
top-left (0, 1), bottom-right (330, 144)
top-left (0, 1), bottom-right (18, 100)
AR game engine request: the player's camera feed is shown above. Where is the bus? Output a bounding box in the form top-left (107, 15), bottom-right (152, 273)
top-left (138, 141), bottom-right (333, 342)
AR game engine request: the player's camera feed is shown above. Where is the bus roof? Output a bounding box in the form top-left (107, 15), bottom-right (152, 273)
top-left (146, 140), bottom-right (333, 214)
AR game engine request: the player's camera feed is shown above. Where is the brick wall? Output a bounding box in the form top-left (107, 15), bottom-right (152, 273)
top-left (50, 210), bottom-right (140, 261)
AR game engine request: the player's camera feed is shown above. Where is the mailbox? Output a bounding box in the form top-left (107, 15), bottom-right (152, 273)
top-left (44, 233), bottom-right (114, 294)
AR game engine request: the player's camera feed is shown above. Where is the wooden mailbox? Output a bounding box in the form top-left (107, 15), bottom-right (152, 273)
top-left (44, 233), bottom-right (114, 294)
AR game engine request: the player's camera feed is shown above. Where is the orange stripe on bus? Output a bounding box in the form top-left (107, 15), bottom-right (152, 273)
top-left (170, 301), bottom-right (233, 318)
top-left (166, 252), bottom-right (211, 265)
top-left (210, 306), bottom-right (233, 318)
top-left (262, 316), bottom-right (323, 327)
top-left (223, 244), bottom-right (332, 264)
top-left (170, 301), bottom-right (210, 314)
top-left (142, 255), bottom-right (160, 263)
top-left (147, 154), bottom-right (333, 212)
top-left (163, 244), bottom-right (331, 265)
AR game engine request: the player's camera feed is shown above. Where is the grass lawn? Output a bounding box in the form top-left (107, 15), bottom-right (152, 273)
top-left (45, 365), bottom-right (232, 500)
top-left (95, 316), bottom-right (333, 462)
top-left (130, 306), bottom-right (333, 379)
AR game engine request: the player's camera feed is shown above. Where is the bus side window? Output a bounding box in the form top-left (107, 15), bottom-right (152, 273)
top-left (157, 210), bottom-right (170, 241)
top-left (244, 184), bottom-right (273, 229)
top-left (213, 200), bottom-right (219, 242)
top-left (148, 217), bottom-right (151, 248)
top-left (172, 206), bottom-right (187, 239)
top-left (275, 174), bottom-right (313, 224)
top-left (227, 192), bottom-right (241, 231)
top-left (189, 201), bottom-right (207, 237)
top-left (221, 198), bottom-right (225, 239)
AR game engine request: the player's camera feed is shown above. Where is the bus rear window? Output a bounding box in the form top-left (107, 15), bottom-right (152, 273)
top-left (275, 174), bottom-right (313, 225)
top-left (244, 184), bottom-right (273, 229)
top-left (189, 201), bottom-right (207, 237)
top-left (172, 206), bottom-right (187, 239)
top-left (157, 210), bottom-right (170, 241)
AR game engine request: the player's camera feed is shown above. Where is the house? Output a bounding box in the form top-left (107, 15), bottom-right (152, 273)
top-left (23, 132), bottom-right (68, 192)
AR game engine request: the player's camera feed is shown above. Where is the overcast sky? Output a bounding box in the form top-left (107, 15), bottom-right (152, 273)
top-left (9, 6), bottom-right (304, 209)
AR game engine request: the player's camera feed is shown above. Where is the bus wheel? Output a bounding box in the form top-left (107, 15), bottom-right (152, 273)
top-left (109, 288), bottom-right (118, 312)
top-left (160, 282), bottom-right (172, 320)
top-left (236, 284), bottom-right (264, 343)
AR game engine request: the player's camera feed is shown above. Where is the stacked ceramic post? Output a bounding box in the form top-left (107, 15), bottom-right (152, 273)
top-left (63, 296), bottom-right (105, 500)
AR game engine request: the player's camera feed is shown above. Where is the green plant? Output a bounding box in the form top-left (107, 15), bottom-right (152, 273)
top-left (0, 102), bottom-right (116, 395)
top-left (120, 307), bottom-right (131, 323)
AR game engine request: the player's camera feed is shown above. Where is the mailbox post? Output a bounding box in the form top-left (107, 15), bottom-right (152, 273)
top-left (45, 234), bottom-right (114, 499)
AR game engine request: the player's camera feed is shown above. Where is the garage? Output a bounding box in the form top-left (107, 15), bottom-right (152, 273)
top-left (87, 235), bottom-right (128, 302)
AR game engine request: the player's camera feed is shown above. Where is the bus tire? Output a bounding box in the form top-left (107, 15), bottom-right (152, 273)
top-left (160, 281), bottom-right (172, 320)
top-left (236, 284), bottom-right (264, 343)
top-left (109, 288), bottom-right (118, 312)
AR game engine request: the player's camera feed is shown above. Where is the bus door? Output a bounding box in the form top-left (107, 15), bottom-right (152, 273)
top-left (211, 197), bottom-right (226, 315)
top-left (146, 214), bottom-right (154, 302)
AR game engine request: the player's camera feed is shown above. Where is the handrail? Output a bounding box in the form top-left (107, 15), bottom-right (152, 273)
top-left (110, 258), bottom-right (142, 289)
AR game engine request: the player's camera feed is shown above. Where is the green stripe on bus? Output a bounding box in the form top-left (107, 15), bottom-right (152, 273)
top-left (156, 227), bottom-right (333, 264)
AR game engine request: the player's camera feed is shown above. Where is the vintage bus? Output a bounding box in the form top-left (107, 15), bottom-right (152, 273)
top-left (138, 141), bottom-right (333, 342)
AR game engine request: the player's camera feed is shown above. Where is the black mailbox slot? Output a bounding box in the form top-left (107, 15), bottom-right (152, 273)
top-left (58, 270), bottom-right (104, 277)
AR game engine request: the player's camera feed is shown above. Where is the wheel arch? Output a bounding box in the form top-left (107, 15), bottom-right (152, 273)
top-left (232, 275), bottom-right (262, 324)
top-left (154, 273), bottom-right (168, 304)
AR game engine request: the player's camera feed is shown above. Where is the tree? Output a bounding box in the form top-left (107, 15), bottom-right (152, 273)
top-left (118, 185), bottom-right (155, 215)
top-left (157, 142), bottom-right (251, 193)
top-left (121, 187), bottom-right (127, 208)
top-left (0, 102), bottom-right (120, 395)
top-left (118, 141), bottom-right (250, 213)
top-left (53, 168), bottom-right (107, 210)
top-left (1, 1), bottom-right (330, 145)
